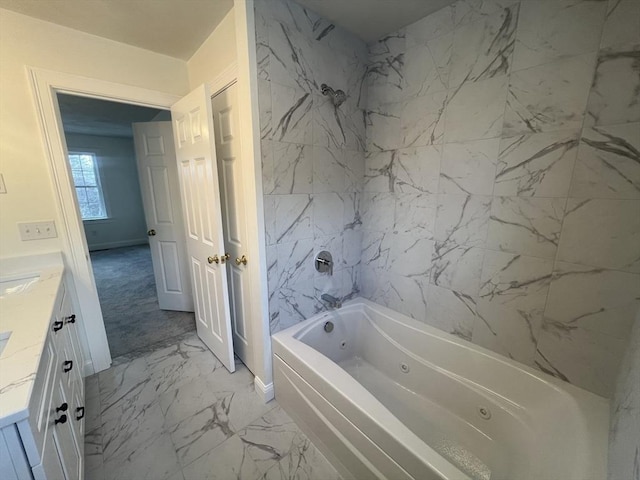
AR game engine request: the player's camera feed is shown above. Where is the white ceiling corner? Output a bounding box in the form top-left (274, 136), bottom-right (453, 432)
top-left (294, 0), bottom-right (458, 42)
top-left (0, 0), bottom-right (234, 60)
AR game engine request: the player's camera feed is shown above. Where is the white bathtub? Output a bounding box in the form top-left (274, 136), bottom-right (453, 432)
top-left (272, 298), bottom-right (609, 480)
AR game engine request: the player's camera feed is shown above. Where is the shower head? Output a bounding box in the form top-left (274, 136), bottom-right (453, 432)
top-left (321, 83), bottom-right (346, 108)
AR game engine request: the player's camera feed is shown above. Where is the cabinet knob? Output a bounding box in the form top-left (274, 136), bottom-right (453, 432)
top-left (56, 403), bottom-right (68, 413)
top-left (64, 314), bottom-right (76, 324)
top-left (53, 320), bottom-right (64, 332)
top-left (76, 406), bottom-right (85, 421)
top-left (63, 360), bottom-right (73, 373)
top-left (55, 414), bottom-right (67, 425)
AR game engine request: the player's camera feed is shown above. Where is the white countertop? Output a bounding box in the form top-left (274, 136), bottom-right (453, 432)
top-left (0, 252), bottom-right (65, 427)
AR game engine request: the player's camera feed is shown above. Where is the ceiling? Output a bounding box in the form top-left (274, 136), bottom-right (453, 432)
top-left (57, 94), bottom-right (169, 138)
top-left (0, 0), bottom-right (234, 60)
top-left (0, 0), bottom-right (459, 59)
top-left (295, 0), bottom-right (457, 42)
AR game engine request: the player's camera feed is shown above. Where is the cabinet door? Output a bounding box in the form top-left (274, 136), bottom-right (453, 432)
top-left (51, 378), bottom-right (82, 480)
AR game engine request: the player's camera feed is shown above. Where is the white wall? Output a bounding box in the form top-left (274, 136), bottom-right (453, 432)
top-left (187, 8), bottom-right (237, 89)
top-left (0, 8), bottom-right (189, 258)
top-left (65, 133), bottom-right (148, 251)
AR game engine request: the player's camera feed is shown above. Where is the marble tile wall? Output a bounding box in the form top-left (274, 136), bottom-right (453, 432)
top-left (254, 0), bottom-right (638, 397)
top-left (608, 310), bottom-right (640, 480)
top-left (358, 0), bottom-right (640, 398)
top-left (254, 0), bottom-right (367, 333)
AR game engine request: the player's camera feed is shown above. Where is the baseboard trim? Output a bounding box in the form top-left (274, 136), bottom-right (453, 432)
top-left (82, 358), bottom-right (96, 377)
top-left (254, 376), bottom-right (275, 403)
top-left (88, 238), bottom-right (148, 251)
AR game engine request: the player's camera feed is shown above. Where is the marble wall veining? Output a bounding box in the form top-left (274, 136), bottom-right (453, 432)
top-left (254, 0), bottom-right (639, 398)
top-left (608, 310), bottom-right (640, 480)
top-left (254, 0), bottom-right (367, 333)
top-left (358, 0), bottom-right (640, 398)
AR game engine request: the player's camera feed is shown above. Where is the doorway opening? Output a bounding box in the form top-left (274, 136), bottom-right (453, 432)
top-left (57, 93), bottom-right (196, 358)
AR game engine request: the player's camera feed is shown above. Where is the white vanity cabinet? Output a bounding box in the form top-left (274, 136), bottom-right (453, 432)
top-left (0, 277), bottom-right (86, 480)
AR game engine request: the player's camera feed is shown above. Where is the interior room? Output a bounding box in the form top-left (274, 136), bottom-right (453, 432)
top-left (0, 1), bottom-right (638, 480)
top-left (57, 94), bottom-right (196, 358)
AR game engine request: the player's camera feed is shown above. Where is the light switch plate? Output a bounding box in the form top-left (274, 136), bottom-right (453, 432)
top-left (18, 221), bottom-right (58, 240)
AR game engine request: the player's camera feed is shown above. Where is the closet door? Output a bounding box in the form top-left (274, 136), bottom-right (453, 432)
top-left (171, 85), bottom-right (235, 372)
top-left (211, 83), bottom-right (254, 373)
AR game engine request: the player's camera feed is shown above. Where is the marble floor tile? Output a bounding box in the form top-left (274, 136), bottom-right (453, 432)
top-left (182, 434), bottom-right (262, 480)
top-left (103, 432), bottom-right (181, 480)
top-left (84, 428), bottom-right (103, 475)
top-left (146, 335), bottom-right (225, 396)
top-left (86, 335), bottom-right (336, 480)
top-left (101, 401), bottom-right (166, 462)
top-left (238, 406), bottom-right (304, 474)
top-left (169, 396), bottom-right (236, 467)
top-left (159, 376), bottom-right (222, 428)
top-left (260, 434), bottom-right (341, 480)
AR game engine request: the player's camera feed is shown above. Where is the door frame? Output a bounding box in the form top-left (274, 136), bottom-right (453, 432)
top-left (27, 0), bottom-right (274, 400)
top-left (28, 66), bottom-right (182, 373)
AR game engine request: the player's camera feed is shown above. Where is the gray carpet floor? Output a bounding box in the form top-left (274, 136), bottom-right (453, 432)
top-left (90, 244), bottom-right (196, 359)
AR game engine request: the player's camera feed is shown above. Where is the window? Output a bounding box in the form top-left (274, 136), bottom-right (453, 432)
top-left (68, 152), bottom-right (107, 220)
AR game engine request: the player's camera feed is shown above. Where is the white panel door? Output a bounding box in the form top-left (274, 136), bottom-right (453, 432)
top-left (133, 121), bottom-right (194, 312)
top-left (211, 83), bottom-right (254, 373)
top-left (171, 85), bottom-right (235, 372)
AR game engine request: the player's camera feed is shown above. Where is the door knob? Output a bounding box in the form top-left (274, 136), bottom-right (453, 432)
top-left (221, 253), bottom-right (230, 264)
top-left (235, 255), bottom-right (248, 266)
top-left (208, 255), bottom-right (219, 264)
top-left (147, 229), bottom-right (156, 236)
